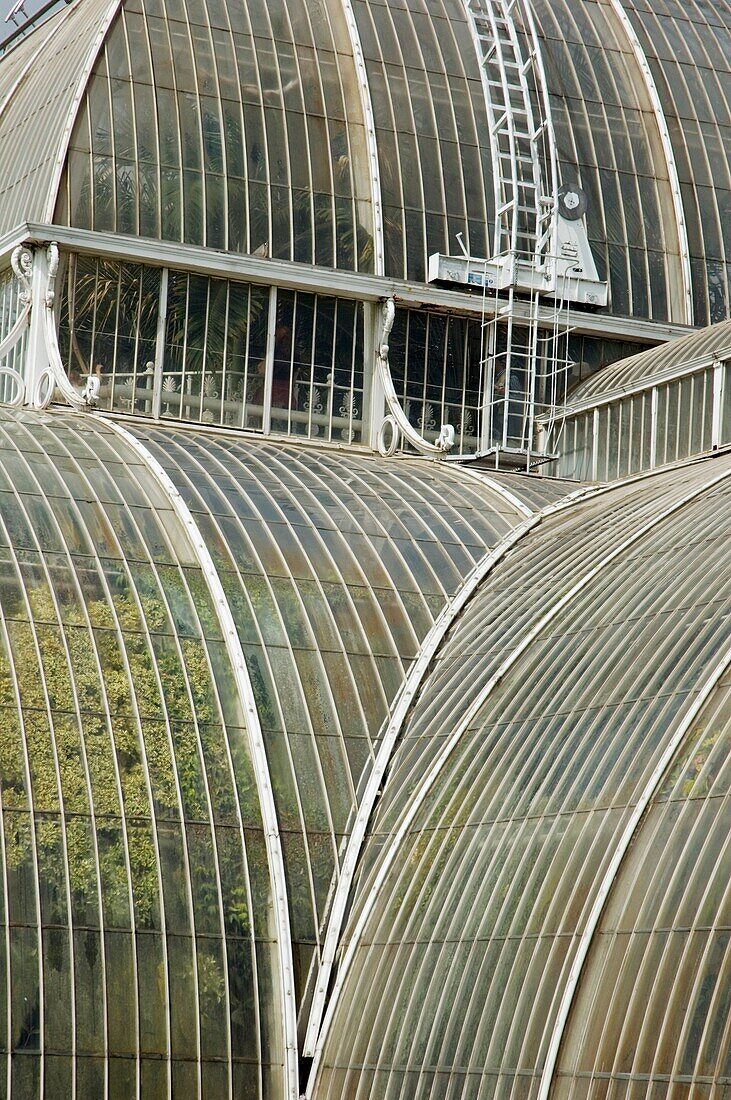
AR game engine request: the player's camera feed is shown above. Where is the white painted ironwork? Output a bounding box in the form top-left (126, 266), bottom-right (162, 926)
top-left (712, 359), bottom-right (724, 448)
top-left (24, 243), bottom-right (85, 409)
top-left (0, 247), bottom-right (33, 403)
top-left (339, 0), bottom-right (385, 276)
top-left (306, 456), bottom-right (731, 1093)
top-left (428, 0), bottom-right (608, 467)
top-left (606, 0), bottom-right (693, 326)
top-left (547, 348), bottom-right (731, 481)
top-left (101, 418), bottom-right (301, 1100)
top-left (376, 297), bottom-right (455, 457)
top-left (537, 594), bottom-right (731, 1100)
top-left (8, 222), bottom-right (684, 343)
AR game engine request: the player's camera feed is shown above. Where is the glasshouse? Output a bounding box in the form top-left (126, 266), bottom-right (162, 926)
top-left (0, 0), bottom-right (730, 1097)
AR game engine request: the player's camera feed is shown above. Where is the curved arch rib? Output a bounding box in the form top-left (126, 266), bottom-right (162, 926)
top-left (301, 479), bottom-right (590, 1057)
top-left (338, 0), bottom-right (385, 276)
top-left (43, 0), bottom-right (123, 224)
top-left (536, 617), bottom-right (731, 1098)
top-left (100, 416), bottom-right (300, 1100)
top-left (306, 456), bottom-right (731, 1094)
top-left (606, 0), bottom-right (693, 325)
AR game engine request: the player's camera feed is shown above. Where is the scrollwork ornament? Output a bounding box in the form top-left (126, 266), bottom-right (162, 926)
top-left (11, 246), bottom-right (33, 307)
top-left (375, 295), bottom-right (454, 458)
top-left (379, 296), bottom-right (396, 362)
top-left (45, 242), bottom-right (59, 309)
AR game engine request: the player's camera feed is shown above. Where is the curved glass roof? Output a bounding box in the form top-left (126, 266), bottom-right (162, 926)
top-left (1, 0), bottom-right (729, 323)
top-left (0, 402), bottom-right (566, 1095)
top-left (56, 0), bottom-right (376, 270)
top-left (0, 11), bottom-right (63, 112)
top-left (127, 425), bottom-right (548, 1011)
top-left (556, 664), bottom-right (731, 1094)
top-left (312, 449), bottom-right (731, 1098)
top-left (347, 0), bottom-right (494, 281)
top-left (0, 407), bottom-right (285, 1098)
top-left (531, 0), bottom-right (684, 323)
top-left (620, 1), bottom-right (731, 325)
top-left (0, 0), bottom-right (117, 235)
top-left (570, 317), bottom-right (731, 403)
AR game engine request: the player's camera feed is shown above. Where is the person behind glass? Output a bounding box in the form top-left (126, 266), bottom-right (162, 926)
top-left (255, 323), bottom-right (299, 409)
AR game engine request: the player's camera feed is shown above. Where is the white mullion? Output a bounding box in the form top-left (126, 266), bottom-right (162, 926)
top-left (133, 267), bottom-right (144, 404)
top-left (220, 281), bottom-right (231, 427)
top-left (262, 287), bottom-right (277, 436)
top-left (712, 359), bottom-right (723, 449)
top-left (151, 267), bottom-right (169, 420)
top-left (110, 264), bottom-right (122, 400)
top-left (650, 385), bottom-right (658, 470)
top-left (199, 279), bottom-right (212, 421)
top-left (326, 299), bottom-right (337, 443)
top-left (242, 285), bottom-right (253, 430)
top-left (307, 296), bottom-right (318, 439)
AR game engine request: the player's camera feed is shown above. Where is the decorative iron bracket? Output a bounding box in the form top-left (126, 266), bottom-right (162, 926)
top-left (2, 242), bottom-right (92, 411)
top-left (376, 298), bottom-right (455, 458)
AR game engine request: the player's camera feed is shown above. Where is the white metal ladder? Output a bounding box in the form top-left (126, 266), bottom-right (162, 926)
top-left (465, 0), bottom-right (573, 466)
top-left (467, 0), bottom-right (556, 270)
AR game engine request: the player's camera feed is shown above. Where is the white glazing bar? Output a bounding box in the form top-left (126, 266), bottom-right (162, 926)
top-left (537, 597), bottom-right (731, 1100)
top-left (650, 385), bottom-right (658, 469)
top-left (100, 417), bottom-right (300, 1100)
top-left (262, 287), bottom-right (277, 436)
top-left (712, 359), bottom-right (723, 448)
top-left (606, 0), bottom-right (693, 325)
top-left (361, 301), bottom-right (382, 449)
top-left (338, 0), bottom-right (385, 276)
top-left (306, 455), bottom-right (731, 1093)
top-left (466, 470), bottom-right (534, 518)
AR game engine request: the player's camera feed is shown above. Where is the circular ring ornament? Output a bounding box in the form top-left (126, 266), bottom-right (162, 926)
top-left (557, 183), bottom-right (587, 221)
top-left (33, 368), bottom-right (55, 409)
top-left (0, 366), bottom-right (26, 408)
top-left (377, 415), bottom-right (399, 457)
